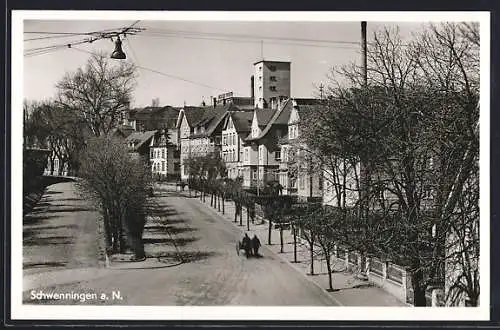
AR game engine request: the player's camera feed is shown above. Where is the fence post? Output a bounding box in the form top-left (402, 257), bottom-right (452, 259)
top-left (402, 268), bottom-right (407, 299)
top-left (366, 256), bottom-right (370, 277)
top-left (431, 287), bottom-right (444, 307)
top-left (383, 261), bottom-right (388, 281)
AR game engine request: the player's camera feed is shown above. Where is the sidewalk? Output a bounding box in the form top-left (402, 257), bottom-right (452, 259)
top-left (193, 193), bottom-right (408, 307)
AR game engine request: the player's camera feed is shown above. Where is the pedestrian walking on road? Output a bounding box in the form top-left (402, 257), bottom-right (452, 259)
top-left (252, 234), bottom-right (261, 257)
top-left (242, 233), bottom-right (252, 258)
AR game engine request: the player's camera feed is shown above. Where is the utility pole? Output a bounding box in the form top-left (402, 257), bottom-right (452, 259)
top-left (361, 21), bottom-right (368, 87)
top-left (359, 20), bottom-right (369, 281)
top-left (319, 83), bottom-right (324, 100)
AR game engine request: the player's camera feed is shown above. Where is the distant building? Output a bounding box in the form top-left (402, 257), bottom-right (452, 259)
top-left (253, 60), bottom-right (291, 109)
top-left (216, 92), bottom-right (254, 109)
top-left (125, 130), bottom-right (157, 161)
top-left (149, 129), bottom-right (180, 180)
top-left (124, 105), bottom-right (180, 133)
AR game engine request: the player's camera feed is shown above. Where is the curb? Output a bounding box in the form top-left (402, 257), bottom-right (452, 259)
top-left (194, 197), bottom-right (344, 306)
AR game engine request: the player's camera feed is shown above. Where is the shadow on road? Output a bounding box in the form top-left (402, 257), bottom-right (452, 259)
top-left (23, 214), bottom-right (58, 224)
top-left (24, 235), bottom-right (74, 246)
top-left (144, 236), bottom-right (199, 246)
top-left (144, 225), bottom-right (196, 235)
top-left (152, 251), bottom-right (219, 263)
top-left (24, 261), bottom-right (68, 269)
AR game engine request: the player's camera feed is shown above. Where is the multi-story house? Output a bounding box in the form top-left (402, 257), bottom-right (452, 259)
top-left (242, 98), bottom-right (293, 189)
top-left (125, 130), bottom-right (157, 161)
top-left (177, 103), bottom-right (239, 180)
top-left (176, 106), bottom-right (206, 180)
top-left (189, 104), bottom-right (236, 157)
top-left (253, 60), bottom-right (291, 109)
top-left (221, 110), bottom-right (254, 179)
top-left (125, 105), bottom-right (180, 133)
top-left (276, 98), bottom-right (323, 201)
top-left (149, 129), bottom-right (180, 180)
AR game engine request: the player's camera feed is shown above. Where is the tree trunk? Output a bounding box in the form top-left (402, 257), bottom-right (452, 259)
top-left (293, 224), bottom-right (297, 263)
top-left (234, 202), bottom-right (238, 223)
top-left (280, 226), bottom-right (284, 253)
top-left (310, 234), bottom-right (315, 275)
top-left (239, 204), bottom-right (243, 226)
top-left (412, 268), bottom-right (428, 306)
top-left (247, 207), bottom-right (250, 231)
top-left (222, 195), bottom-right (225, 214)
top-left (325, 251), bottom-right (333, 291)
top-left (268, 217), bottom-right (272, 245)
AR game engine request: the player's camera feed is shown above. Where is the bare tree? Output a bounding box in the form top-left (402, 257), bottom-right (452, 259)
top-left (296, 23), bottom-right (479, 306)
top-left (56, 52), bottom-right (136, 137)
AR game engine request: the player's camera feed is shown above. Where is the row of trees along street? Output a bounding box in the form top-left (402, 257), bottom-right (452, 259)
top-left (286, 23), bottom-right (479, 306)
top-left (185, 22), bottom-right (479, 307)
top-left (23, 22), bottom-right (479, 307)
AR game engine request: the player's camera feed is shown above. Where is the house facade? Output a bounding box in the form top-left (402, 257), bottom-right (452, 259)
top-left (221, 111), bottom-right (253, 180)
top-left (177, 106), bottom-right (206, 180)
top-left (149, 129), bottom-right (180, 180)
top-left (276, 99), bottom-right (323, 201)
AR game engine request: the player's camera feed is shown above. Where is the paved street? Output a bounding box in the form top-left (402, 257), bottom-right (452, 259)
top-left (23, 183), bottom-right (337, 306)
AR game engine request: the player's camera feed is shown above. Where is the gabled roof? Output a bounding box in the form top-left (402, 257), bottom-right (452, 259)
top-left (226, 111), bottom-right (254, 133)
top-left (255, 109), bottom-right (276, 128)
top-left (245, 99), bottom-right (292, 142)
top-left (189, 104), bottom-right (238, 138)
top-left (129, 106), bottom-right (180, 130)
top-left (125, 130), bottom-right (156, 151)
top-left (183, 106), bottom-right (206, 127)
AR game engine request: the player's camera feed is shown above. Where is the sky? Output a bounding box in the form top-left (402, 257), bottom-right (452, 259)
top-left (24, 19), bottom-right (427, 108)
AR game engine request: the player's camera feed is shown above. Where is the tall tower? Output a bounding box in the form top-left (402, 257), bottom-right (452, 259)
top-left (253, 60), bottom-right (291, 109)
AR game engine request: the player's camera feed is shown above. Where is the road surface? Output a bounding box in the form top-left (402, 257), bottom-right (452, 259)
top-left (24, 187), bottom-right (338, 306)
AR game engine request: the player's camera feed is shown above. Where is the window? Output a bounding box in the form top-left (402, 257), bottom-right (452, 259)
top-left (259, 76), bottom-right (262, 81)
top-left (223, 135), bottom-right (227, 145)
top-left (150, 149), bottom-right (154, 159)
top-left (270, 76), bottom-right (277, 81)
top-left (162, 161), bottom-right (165, 172)
top-left (245, 149), bottom-right (248, 161)
top-left (162, 149), bottom-right (165, 159)
top-left (259, 66), bottom-right (262, 71)
top-left (299, 176), bottom-right (305, 189)
top-left (270, 86), bottom-right (277, 91)
top-left (275, 150), bottom-right (281, 161)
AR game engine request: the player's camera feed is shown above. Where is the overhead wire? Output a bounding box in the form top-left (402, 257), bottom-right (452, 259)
top-left (144, 28), bottom-right (361, 45)
top-left (138, 32), bottom-right (360, 50)
top-left (71, 46), bottom-right (233, 93)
